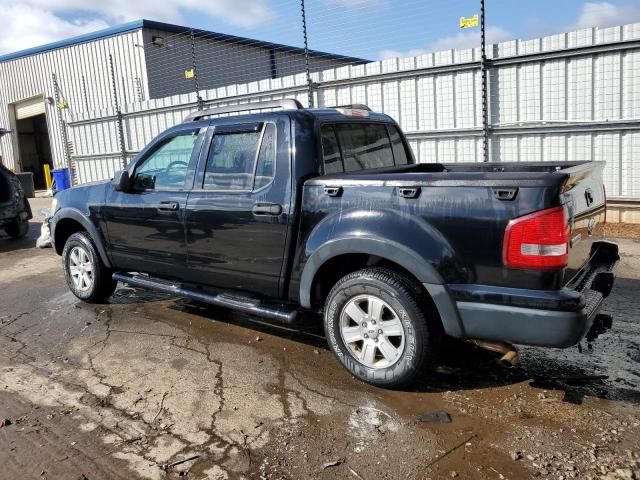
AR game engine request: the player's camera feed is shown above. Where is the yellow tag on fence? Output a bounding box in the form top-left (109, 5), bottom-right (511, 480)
top-left (460, 14), bottom-right (479, 29)
top-left (184, 68), bottom-right (195, 79)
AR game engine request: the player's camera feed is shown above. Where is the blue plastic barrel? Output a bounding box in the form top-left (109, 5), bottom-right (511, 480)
top-left (51, 168), bottom-right (71, 191)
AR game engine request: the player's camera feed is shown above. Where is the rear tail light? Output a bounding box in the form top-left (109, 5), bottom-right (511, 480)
top-left (503, 206), bottom-right (569, 269)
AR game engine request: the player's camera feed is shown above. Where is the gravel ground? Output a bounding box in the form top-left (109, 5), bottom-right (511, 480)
top-left (0, 198), bottom-right (638, 480)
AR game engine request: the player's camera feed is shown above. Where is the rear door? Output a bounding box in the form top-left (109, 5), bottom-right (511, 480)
top-left (103, 126), bottom-right (205, 278)
top-left (183, 116), bottom-right (291, 297)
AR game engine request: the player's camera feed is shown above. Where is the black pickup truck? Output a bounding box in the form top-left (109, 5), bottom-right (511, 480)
top-left (50, 99), bottom-right (618, 387)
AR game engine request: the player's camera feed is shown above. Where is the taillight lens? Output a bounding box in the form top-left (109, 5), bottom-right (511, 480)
top-left (503, 206), bottom-right (569, 269)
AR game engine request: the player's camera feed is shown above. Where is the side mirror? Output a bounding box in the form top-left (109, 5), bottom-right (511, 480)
top-left (112, 170), bottom-right (131, 192)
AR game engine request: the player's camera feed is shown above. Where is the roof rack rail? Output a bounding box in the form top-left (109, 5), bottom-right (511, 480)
top-left (333, 104), bottom-right (371, 111)
top-left (184, 98), bottom-right (304, 122)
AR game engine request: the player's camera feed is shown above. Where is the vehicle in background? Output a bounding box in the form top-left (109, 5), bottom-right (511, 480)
top-left (0, 164), bottom-right (32, 239)
top-left (50, 100), bottom-right (618, 388)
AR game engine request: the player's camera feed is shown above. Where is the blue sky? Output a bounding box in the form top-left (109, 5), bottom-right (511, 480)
top-left (1, 0), bottom-right (640, 58)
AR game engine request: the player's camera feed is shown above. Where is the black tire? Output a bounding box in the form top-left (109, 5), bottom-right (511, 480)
top-left (4, 218), bottom-right (29, 239)
top-left (323, 267), bottom-right (437, 388)
top-left (62, 231), bottom-right (117, 303)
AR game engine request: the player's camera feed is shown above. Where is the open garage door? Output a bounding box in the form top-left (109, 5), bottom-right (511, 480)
top-left (14, 97), bottom-right (52, 190)
top-left (15, 96), bottom-right (46, 120)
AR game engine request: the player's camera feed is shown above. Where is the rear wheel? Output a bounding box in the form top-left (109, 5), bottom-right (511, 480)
top-left (323, 267), bottom-right (436, 388)
top-left (62, 232), bottom-right (117, 303)
top-left (4, 218), bottom-right (29, 239)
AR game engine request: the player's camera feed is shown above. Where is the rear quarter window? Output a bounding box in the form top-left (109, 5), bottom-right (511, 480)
top-left (336, 123), bottom-right (394, 172)
top-left (320, 122), bottom-right (410, 174)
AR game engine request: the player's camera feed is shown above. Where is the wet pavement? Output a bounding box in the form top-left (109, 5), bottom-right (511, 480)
top-left (0, 199), bottom-right (639, 480)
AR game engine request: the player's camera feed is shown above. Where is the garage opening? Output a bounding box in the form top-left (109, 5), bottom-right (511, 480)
top-left (14, 97), bottom-right (53, 190)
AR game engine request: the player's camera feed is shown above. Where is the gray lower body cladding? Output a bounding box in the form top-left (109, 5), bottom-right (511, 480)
top-left (426, 241), bottom-right (619, 348)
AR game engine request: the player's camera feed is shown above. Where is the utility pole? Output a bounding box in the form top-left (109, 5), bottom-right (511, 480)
top-left (300, 0), bottom-right (314, 108)
top-left (108, 55), bottom-right (127, 169)
top-left (190, 30), bottom-right (204, 110)
top-left (480, 0), bottom-right (490, 162)
top-left (52, 73), bottom-right (72, 172)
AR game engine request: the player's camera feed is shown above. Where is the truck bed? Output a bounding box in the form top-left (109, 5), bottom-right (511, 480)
top-left (300, 161), bottom-right (606, 291)
top-left (309, 161), bottom-right (599, 187)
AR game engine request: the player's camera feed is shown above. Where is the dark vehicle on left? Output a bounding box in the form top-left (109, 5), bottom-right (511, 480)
top-left (0, 165), bottom-right (32, 239)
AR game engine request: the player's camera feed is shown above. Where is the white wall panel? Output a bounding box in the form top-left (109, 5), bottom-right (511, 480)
top-left (519, 64), bottom-right (541, 121)
top-left (454, 72), bottom-right (475, 128)
top-left (595, 133), bottom-right (621, 196)
top-left (568, 57), bottom-right (593, 121)
top-left (519, 136), bottom-right (542, 162)
top-left (435, 75), bottom-right (454, 128)
top-left (417, 77), bottom-right (436, 130)
top-left (621, 133), bottom-right (640, 197)
top-left (568, 135), bottom-right (592, 162)
top-left (542, 61), bottom-right (566, 121)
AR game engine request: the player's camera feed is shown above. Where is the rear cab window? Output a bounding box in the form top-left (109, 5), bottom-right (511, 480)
top-left (320, 122), bottom-right (410, 174)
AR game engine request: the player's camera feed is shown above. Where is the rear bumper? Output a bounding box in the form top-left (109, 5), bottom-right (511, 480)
top-left (429, 241), bottom-right (619, 348)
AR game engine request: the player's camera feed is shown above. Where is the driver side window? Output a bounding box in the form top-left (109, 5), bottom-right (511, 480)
top-left (134, 130), bottom-right (200, 190)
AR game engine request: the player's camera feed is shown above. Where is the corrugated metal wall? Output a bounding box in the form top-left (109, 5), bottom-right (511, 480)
top-left (67, 22), bottom-right (640, 198)
top-left (0, 29), bottom-right (148, 172)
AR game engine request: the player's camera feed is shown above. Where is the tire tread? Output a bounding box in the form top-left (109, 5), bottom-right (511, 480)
top-left (324, 267), bottom-right (436, 388)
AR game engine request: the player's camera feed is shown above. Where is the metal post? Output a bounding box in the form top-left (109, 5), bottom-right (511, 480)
top-left (52, 73), bottom-right (72, 176)
top-left (109, 54), bottom-right (127, 169)
top-left (190, 30), bottom-right (204, 110)
top-left (81, 75), bottom-right (90, 112)
top-left (300, 0), bottom-right (314, 108)
top-left (480, 0), bottom-right (490, 162)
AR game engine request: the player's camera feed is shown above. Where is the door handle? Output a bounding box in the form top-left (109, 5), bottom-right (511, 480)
top-left (398, 186), bottom-right (421, 199)
top-left (158, 201), bottom-right (179, 211)
top-left (252, 202), bottom-right (282, 216)
top-left (324, 186), bottom-right (342, 197)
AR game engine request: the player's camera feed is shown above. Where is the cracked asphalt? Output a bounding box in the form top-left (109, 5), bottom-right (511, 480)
top-left (0, 198), bottom-right (639, 480)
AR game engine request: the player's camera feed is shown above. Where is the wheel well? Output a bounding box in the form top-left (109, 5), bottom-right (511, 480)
top-left (310, 254), bottom-right (425, 310)
top-left (54, 218), bottom-right (86, 255)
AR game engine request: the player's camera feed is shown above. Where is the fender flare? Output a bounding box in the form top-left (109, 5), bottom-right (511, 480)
top-left (51, 207), bottom-right (112, 268)
top-left (299, 236), bottom-right (444, 308)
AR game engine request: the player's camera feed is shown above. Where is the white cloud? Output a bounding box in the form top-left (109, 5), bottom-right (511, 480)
top-left (379, 26), bottom-right (514, 60)
top-left (0, 4), bottom-right (109, 55)
top-left (0, 0), bottom-right (274, 55)
top-left (573, 2), bottom-right (640, 29)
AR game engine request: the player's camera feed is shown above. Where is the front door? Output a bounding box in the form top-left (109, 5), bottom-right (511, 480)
top-left (103, 126), bottom-right (205, 279)
top-left (184, 118), bottom-right (291, 297)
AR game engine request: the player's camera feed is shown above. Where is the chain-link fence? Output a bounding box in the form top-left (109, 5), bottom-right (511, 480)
top-left (33, 1), bottom-right (640, 197)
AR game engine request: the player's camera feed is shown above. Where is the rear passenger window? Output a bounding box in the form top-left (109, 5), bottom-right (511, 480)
top-left (388, 126), bottom-right (410, 166)
top-left (321, 125), bottom-right (343, 174)
top-left (203, 123), bottom-right (276, 191)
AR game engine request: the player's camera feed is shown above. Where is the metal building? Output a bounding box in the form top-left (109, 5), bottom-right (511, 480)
top-left (0, 19), bottom-right (364, 189)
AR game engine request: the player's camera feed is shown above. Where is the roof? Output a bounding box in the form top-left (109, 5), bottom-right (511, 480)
top-left (168, 107), bottom-right (394, 133)
top-left (0, 19), bottom-right (369, 64)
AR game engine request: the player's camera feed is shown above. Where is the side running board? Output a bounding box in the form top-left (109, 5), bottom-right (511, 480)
top-left (112, 272), bottom-right (300, 324)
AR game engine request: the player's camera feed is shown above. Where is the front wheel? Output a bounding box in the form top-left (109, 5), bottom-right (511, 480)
top-left (62, 231), bottom-right (117, 303)
top-left (323, 267), bottom-right (436, 388)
